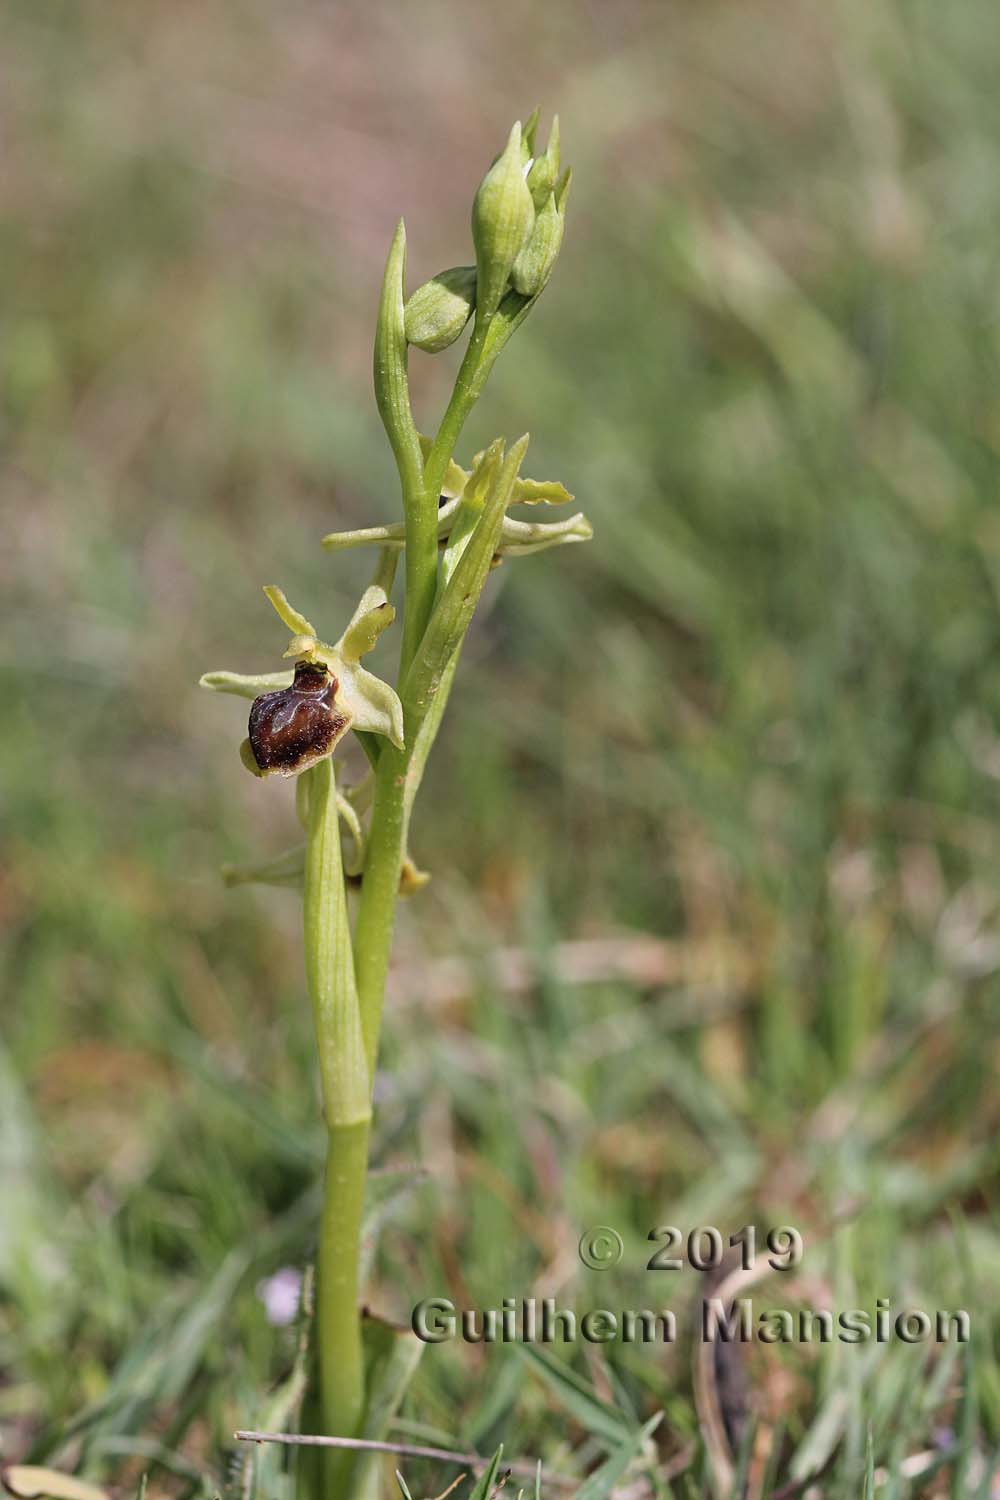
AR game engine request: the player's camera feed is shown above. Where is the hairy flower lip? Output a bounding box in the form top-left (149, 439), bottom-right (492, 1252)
top-left (248, 660), bottom-right (349, 776)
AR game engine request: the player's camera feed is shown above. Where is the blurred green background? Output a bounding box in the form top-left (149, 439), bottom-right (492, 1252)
top-left (3, 1), bottom-right (999, 1495)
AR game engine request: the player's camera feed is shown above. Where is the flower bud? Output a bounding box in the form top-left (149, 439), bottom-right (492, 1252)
top-left (526, 115), bottom-right (560, 209)
top-left (510, 190), bottom-right (564, 298)
top-left (404, 266), bottom-right (477, 352)
top-left (472, 121), bottom-right (536, 319)
top-left (248, 660), bottom-right (349, 777)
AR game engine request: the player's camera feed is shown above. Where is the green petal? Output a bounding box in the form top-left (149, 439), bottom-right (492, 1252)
top-left (336, 586), bottom-right (396, 662)
top-left (511, 476), bottom-right (574, 505)
top-left (263, 585), bottom-right (316, 637)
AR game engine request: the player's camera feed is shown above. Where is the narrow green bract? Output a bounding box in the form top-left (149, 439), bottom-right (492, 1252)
top-left (302, 759), bottom-right (370, 1129)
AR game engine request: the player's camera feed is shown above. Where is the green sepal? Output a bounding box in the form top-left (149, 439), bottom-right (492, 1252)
top-left (322, 518), bottom-right (410, 553)
top-left (322, 497), bottom-right (462, 554)
top-left (320, 501), bottom-right (458, 555)
top-left (495, 511), bottom-right (593, 555)
top-left (200, 669), bottom-right (293, 700)
top-left (337, 665), bottom-right (403, 750)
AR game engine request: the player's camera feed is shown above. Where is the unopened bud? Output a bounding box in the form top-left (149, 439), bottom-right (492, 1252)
top-left (404, 266), bottom-right (477, 352)
top-left (511, 190), bottom-right (564, 298)
top-left (472, 121), bottom-right (536, 319)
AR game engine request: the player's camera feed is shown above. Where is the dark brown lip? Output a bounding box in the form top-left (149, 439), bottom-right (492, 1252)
top-left (248, 661), bottom-right (348, 775)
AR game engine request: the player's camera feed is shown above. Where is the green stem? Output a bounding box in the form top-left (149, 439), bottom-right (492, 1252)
top-left (302, 758), bottom-right (372, 1498)
top-left (316, 1119), bottom-right (370, 1497)
top-left (399, 309), bottom-right (506, 679)
top-left (357, 317), bottom-right (497, 1060)
top-left (354, 741), bottom-right (409, 1077)
top-left (344, 274), bottom-right (530, 1492)
top-left (353, 674), bottom-right (457, 1074)
top-left (356, 421), bottom-right (526, 1075)
top-left (422, 317), bottom-right (495, 514)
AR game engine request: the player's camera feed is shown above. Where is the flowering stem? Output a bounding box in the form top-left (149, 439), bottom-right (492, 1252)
top-left (354, 741), bottom-right (409, 1074)
top-left (417, 315), bottom-right (500, 571)
top-left (200, 113), bottom-right (576, 1500)
top-left (315, 1119), bottom-right (370, 1497)
top-left (400, 303), bottom-right (517, 677)
top-left (362, 275), bottom-right (503, 1063)
top-left (356, 432), bottom-right (528, 1072)
top-left (302, 757), bottom-right (371, 1497)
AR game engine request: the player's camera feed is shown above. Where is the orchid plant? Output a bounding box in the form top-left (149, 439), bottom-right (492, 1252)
top-left (201, 113), bottom-right (588, 1498)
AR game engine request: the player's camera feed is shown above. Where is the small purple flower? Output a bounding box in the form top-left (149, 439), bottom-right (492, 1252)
top-left (256, 1266), bottom-right (303, 1327)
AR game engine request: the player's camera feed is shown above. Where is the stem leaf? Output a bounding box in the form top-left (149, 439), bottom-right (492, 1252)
top-left (303, 760), bottom-right (371, 1127)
